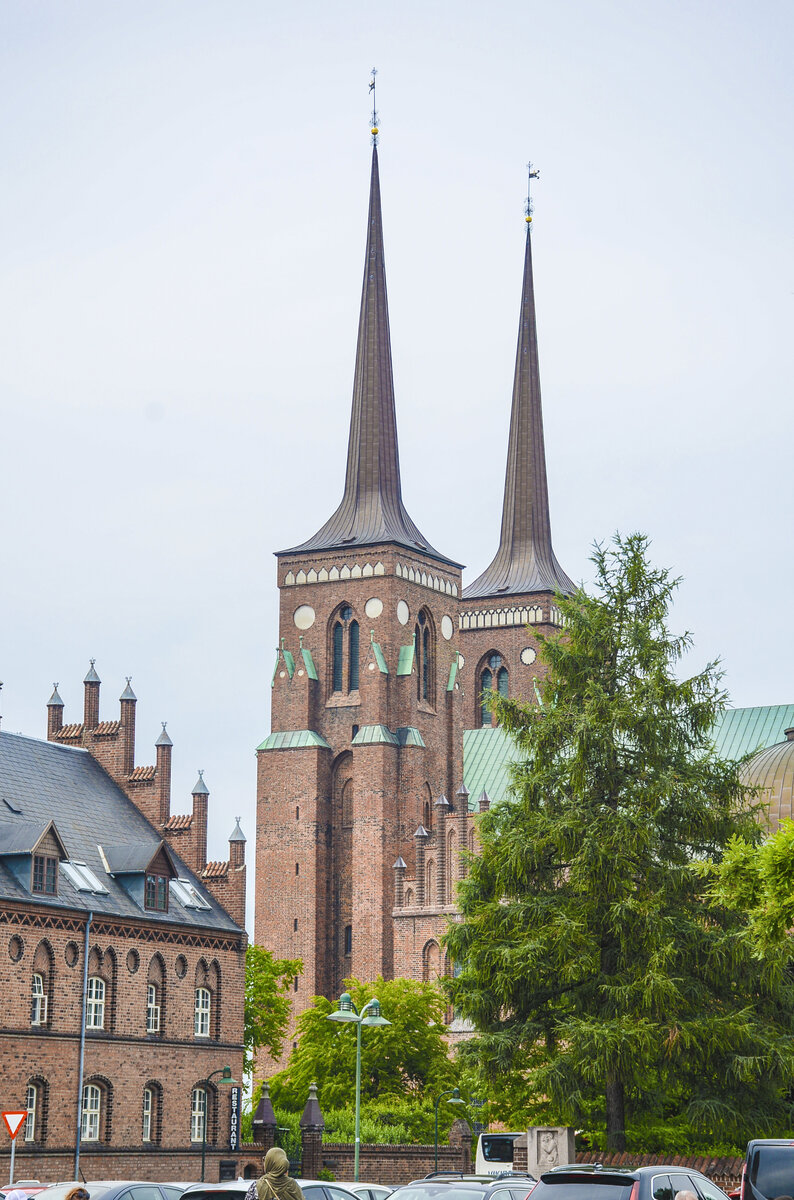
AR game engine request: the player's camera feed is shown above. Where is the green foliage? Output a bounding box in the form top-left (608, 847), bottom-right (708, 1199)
top-left (702, 821), bottom-right (794, 951)
top-left (245, 943), bottom-right (303, 1075)
top-left (316, 1169), bottom-right (336, 1182)
top-left (268, 976), bottom-right (455, 1111)
top-left (445, 533), bottom-right (794, 1152)
top-left (320, 1098), bottom-right (463, 1144)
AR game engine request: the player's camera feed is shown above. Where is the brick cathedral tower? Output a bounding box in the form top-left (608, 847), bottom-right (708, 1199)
top-left (458, 170), bottom-right (574, 726)
top-left (255, 134), bottom-right (465, 1007)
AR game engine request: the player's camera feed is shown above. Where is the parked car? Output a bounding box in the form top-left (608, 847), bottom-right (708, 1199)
top-left (525, 1164), bottom-right (731, 1200)
top-left (182, 1179), bottom-right (361, 1200)
top-left (733, 1138), bottom-right (794, 1200)
top-left (334, 1186), bottom-right (392, 1200)
top-left (388, 1172), bottom-right (537, 1200)
top-left (35, 1185), bottom-right (186, 1200)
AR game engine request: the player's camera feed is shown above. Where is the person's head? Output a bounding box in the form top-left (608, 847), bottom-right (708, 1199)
top-left (263, 1147), bottom-right (290, 1177)
top-left (65, 1188), bottom-right (90, 1200)
top-left (6, 1191), bottom-right (32, 1200)
top-left (674, 1192), bottom-right (698, 1200)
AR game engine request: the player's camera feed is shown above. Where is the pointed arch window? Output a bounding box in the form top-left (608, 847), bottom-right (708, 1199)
top-left (31, 973), bottom-right (47, 1025)
top-left (479, 653), bottom-right (508, 726)
top-left (414, 609), bottom-right (434, 703)
top-left (24, 1083), bottom-right (37, 1142)
top-left (86, 976), bottom-right (105, 1029)
top-left (330, 606), bottom-right (359, 695)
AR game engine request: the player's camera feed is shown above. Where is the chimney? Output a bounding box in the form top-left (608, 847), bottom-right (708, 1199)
top-left (119, 678), bottom-right (137, 775)
top-left (47, 684), bottom-right (64, 738)
top-left (83, 660), bottom-right (100, 728)
top-left (192, 771), bottom-right (209, 871)
top-left (393, 856), bottom-right (407, 907)
top-left (155, 723), bottom-right (173, 824)
top-left (229, 817), bottom-right (246, 869)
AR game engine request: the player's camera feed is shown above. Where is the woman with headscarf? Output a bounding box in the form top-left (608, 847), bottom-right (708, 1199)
top-left (245, 1146), bottom-right (305, 1200)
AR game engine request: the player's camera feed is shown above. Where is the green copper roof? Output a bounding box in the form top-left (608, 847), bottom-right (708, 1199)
top-left (352, 724), bottom-right (399, 746)
top-left (460, 705), bottom-right (794, 814)
top-left (712, 705), bottom-right (794, 761)
top-left (447, 655), bottom-right (459, 691)
top-left (396, 726), bottom-right (426, 747)
top-left (301, 646), bottom-right (318, 680)
top-left (283, 649), bottom-right (295, 679)
top-left (271, 651), bottom-right (280, 688)
top-left (372, 641), bottom-right (389, 674)
top-left (257, 730), bottom-right (331, 751)
top-left (397, 645), bottom-right (414, 676)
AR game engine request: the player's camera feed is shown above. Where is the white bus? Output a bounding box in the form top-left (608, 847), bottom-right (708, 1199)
top-left (475, 1132), bottom-right (524, 1175)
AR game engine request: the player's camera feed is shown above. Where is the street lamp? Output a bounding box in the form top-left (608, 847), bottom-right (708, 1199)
top-left (200, 1065), bottom-right (238, 1182)
top-left (434, 1087), bottom-right (465, 1172)
top-left (326, 992), bottom-right (391, 1182)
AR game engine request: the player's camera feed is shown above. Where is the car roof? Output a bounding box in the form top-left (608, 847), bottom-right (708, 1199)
top-left (545, 1165), bottom-right (715, 1180)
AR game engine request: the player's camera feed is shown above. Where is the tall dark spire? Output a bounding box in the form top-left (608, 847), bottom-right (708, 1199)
top-left (280, 145), bottom-right (457, 567)
top-left (464, 208), bottom-right (574, 600)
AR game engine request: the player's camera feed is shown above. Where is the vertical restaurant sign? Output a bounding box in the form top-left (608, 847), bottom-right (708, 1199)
top-left (229, 1086), bottom-right (242, 1151)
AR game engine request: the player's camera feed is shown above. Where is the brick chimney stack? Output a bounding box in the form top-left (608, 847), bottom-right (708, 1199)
top-left (47, 684), bottom-right (64, 738)
top-left (155, 723), bottom-right (173, 824)
top-left (191, 771), bottom-right (209, 872)
top-left (119, 678), bottom-right (137, 775)
top-left (83, 660), bottom-right (101, 728)
top-left (229, 817), bottom-right (246, 870)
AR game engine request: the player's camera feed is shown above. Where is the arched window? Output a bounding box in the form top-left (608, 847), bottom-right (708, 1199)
top-left (190, 1086), bottom-right (206, 1143)
top-left (447, 829), bottom-right (458, 895)
top-left (423, 940), bottom-right (441, 982)
top-left (147, 953), bottom-right (165, 1035)
top-left (142, 1086), bottom-right (153, 1142)
top-left (426, 859), bottom-right (436, 906)
top-left (348, 621), bottom-right (360, 690)
top-left (194, 987), bottom-right (211, 1037)
top-left (479, 653), bottom-right (508, 726)
top-left (332, 622), bottom-right (344, 692)
top-left (423, 782), bottom-right (433, 831)
top-left (344, 925), bottom-right (352, 955)
top-left (31, 973), bottom-right (47, 1026)
top-left (81, 1083), bottom-right (101, 1141)
top-left (24, 1083), bottom-right (37, 1142)
top-left (86, 976), bottom-right (105, 1029)
top-left (404, 888), bottom-right (414, 906)
top-left (414, 610), bottom-right (435, 703)
top-left (147, 984), bottom-right (160, 1034)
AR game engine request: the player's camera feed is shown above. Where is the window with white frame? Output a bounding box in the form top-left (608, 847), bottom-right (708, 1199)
top-left (81, 1083), bottom-right (101, 1141)
top-left (31, 973), bottom-right (47, 1025)
top-left (190, 1086), bottom-right (206, 1142)
top-left (146, 984), bottom-right (160, 1034)
top-left (24, 1084), bottom-right (37, 1142)
top-left (86, 976), bottom-right (105, 1029)
top-left (194, 987), bottom-right (210, 1037)
top-left (142, 1087), bottom-right (153, 1142)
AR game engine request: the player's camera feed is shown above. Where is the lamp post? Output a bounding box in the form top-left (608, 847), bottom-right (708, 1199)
top-left (200, 1064), bottom-right (238, 1182)
top-left (434, 1087), bottom-right (465, 1172)
top-left (326, 991), bottom-right (391, 1182)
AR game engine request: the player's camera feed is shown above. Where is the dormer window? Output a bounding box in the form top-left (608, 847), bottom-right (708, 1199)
top-left (32, 854), bottom-right (58, 895)
top-left (145, 873), bottom-right (169, 912)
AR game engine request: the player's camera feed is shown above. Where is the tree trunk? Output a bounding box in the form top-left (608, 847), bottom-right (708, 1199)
top-left (605, 1077), bottom-right (626, 1152)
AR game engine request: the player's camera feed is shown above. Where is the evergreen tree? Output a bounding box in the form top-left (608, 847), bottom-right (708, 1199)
top-left (445, 533), bottom-right (794, 1151)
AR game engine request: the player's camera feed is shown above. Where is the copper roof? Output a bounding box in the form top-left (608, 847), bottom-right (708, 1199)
top-left (279, 145), bottom-right (459, 569)
top-left (163, 813), bottom-right (193, 830)
top-left (742, 728), bottom-right (794, 832)
top-left (202, 860), bottom-right (228, 878)
top-left (464, 224), bottom-right (573, 599)
top-left (127, 764), bottom-right (156, 782)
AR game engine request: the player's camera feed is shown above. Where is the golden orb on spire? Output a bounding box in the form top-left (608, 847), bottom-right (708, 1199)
top-left (526, 215), bottom-right (532, 223)
top-left (371, 125), bottom-right (379, 135)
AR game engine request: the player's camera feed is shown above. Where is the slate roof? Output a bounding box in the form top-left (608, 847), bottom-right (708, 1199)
top-left (462, 705), bottom-right (794, 812)
top-left (0, 731), bottom-right (241, 933)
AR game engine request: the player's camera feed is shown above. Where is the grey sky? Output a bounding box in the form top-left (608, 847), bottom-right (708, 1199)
top-left (2, 1), bottom-right (792, 923)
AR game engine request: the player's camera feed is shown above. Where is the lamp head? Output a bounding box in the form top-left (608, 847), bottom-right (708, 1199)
top-left (361, 997), bottom-right (391, 1027)
top-left (448, 1087), bottom-right (465, 1104)
top-left (326, 991), bottom-right (360, 1023)
top-left (219, 1065), bottom-right (238, 1085)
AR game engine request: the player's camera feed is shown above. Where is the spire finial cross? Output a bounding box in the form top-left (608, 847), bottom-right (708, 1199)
top-left (525, 161), bottom-right (540, 226)
top-left (90, 657), bottom-right (96, 667)
top-left (369, 68), bottom-right (379, 143)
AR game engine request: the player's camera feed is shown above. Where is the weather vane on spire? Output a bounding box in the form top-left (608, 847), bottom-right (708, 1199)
top-left (525, 161), bottom-right (540, 227)
top-left (369, 68), bottom-right (379, 144)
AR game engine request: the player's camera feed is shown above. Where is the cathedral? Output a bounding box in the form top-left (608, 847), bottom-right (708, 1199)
top-left (254, 132), bottom-right (574, 1009)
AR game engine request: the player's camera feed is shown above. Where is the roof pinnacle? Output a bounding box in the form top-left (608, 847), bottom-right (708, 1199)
top-left (369, 68), bottom-right (379, 142)
top-left (464, 165), bottom-right (573, 601)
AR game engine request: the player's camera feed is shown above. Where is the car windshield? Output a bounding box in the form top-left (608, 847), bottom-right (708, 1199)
top-left (481, 1137), bottom-right (518, 1163)
top-left (750, 1145), bottom-right (794, 1199)
top-left (391, 1189), bottom-right (485, 1200)
top-left (528, 1180), bottom-right (634, 1199)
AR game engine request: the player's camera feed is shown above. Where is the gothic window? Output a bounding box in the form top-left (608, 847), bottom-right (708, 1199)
top-left (479, 652), bottom-right (508, 726)
top-left (142, 1087), bottom-right (153, 1142)
top-left (414, 609), bottom-right (435, 703)
top-left (147, 953), bottom-right (165, 1035)
top-left (422, 940), bottom-right (441, 982)
top-left (447, 828), bottom-right (458, 894)
top-left (332, 622), bottom-right (344, 691)
top-left (341, 778), bottom-right (353, 828)
top-left (24, 1083), bottom-right (37, 1142)
top-left (86, 977), bottom-right (105, 1029)
top-left (423, 783), bottom-right (433, 831)
top-left (426, 859), bottom-right (436, 906)
top-left (330, 606), bottom-right (359, 694)
top-left (194, 987), bottom-right (211, 1037)
top-left (348, 620), bottom-right (360, 690)
top-left (146, 984), bottom-right (160, 1034)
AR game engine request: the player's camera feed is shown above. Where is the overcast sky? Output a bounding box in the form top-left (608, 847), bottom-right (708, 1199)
top-left (2, 0), bottom-right (792, 927)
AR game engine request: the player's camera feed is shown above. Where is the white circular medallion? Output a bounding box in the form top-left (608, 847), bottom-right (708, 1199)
top-left (397, 600), bottom-right (410, 625)
top-left (293, 604), bottom-right (316, 630)
top-left (368, 661), bottom-right (376, 671)
top-left (441, 614), bottom-right (454, 641)
top-left (365, 597), bottom-right (383, 620)
top-left (457, 653), bottom-right (465, 670)
top-left (520, 646), bottom-right (537, 666)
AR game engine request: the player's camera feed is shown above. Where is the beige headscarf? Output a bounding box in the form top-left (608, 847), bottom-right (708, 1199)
top-left (256, 1147), bottom-right (305, 1200)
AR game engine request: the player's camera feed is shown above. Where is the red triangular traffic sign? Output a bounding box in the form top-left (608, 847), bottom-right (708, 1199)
top-left (2, 1111), bottom-right (27, 1139)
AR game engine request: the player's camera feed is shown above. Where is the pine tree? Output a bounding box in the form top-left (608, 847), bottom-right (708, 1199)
top-left (445, 533), bottom-right (794, 1151)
